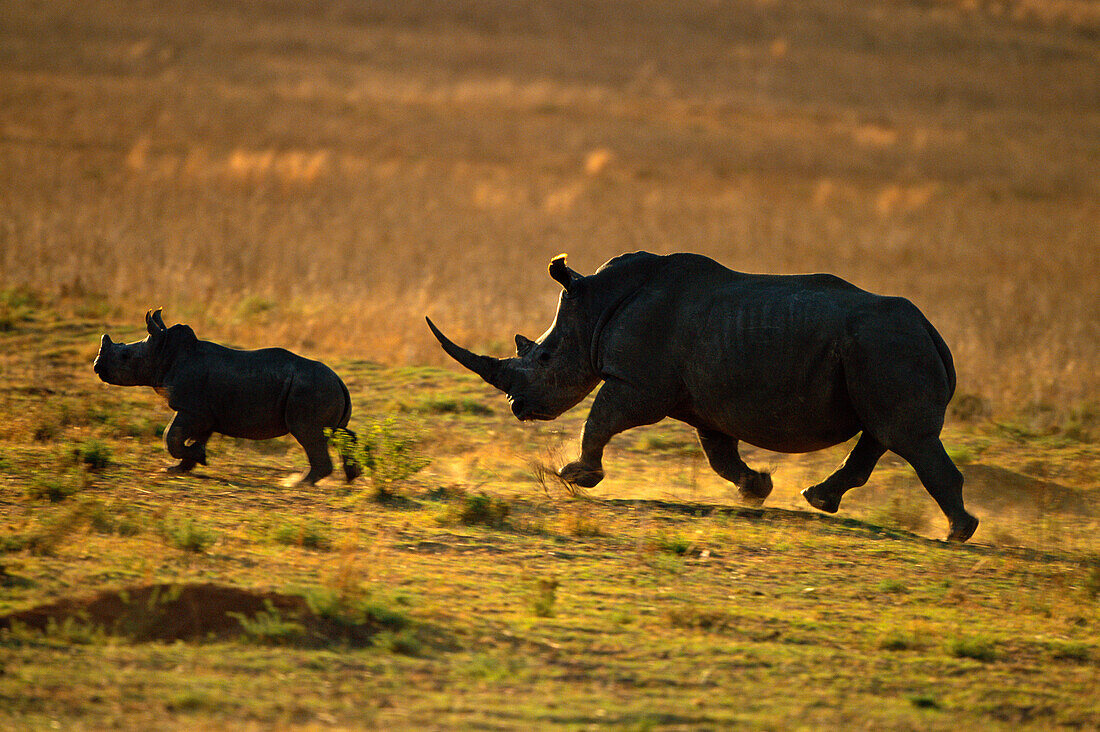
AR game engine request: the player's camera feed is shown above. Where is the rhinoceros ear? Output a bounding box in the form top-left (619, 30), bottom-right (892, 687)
top-left (515, 334), bottom-right (536, 357)
top-left (146, 308), bottom-right (167, 335)
top-left (548, 254), bottom-right (582, 292)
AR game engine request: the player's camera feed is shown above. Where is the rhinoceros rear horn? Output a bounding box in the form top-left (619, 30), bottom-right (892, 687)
top-left (425, 317), bottom-right (515, 393)
top-left (548, 253), bottom-right (582, 292)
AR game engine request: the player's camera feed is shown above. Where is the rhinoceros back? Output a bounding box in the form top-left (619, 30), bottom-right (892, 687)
top-left (165, 342), bottom-right (350, 440)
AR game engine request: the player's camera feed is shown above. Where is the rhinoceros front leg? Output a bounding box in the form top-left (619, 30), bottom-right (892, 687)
top-left (164, 411), bottom-right (213, 474)
top-left (696, 428), bottom-right (773, 506)
top-left (559, 380), bottom-right (667, 488)
top-left (801, 431), bottom-right (886, 513)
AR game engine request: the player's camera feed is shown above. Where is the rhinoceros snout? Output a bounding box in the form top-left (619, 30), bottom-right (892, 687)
top-left (92, 335), bottom-right (111, 377)
top-left (509, 396), bottom-right (528, 420)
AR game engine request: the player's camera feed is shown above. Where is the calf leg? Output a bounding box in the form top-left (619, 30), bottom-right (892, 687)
top-left (289, 424), bottom-right (334, 486)
top-left (559, 379), bottom-right (668, 488)
top-left (164, 411), bottom-right (213, 474)
top-left (696, 428), bottom-right (772, 505)
top-left (891, 434), bottom-right (979, 542)
top-left (802, 432), bottom-right (886, 513)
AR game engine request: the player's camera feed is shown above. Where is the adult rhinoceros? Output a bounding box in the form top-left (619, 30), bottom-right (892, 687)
top-left (427, 251), bottom-right (978, 542)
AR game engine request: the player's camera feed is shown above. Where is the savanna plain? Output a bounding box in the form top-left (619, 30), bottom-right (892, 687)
top-left (1, 0), bottom-right (1098, 729)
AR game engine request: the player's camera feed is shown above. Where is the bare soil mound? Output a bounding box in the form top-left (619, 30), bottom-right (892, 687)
top-left (0, 583), bottom-right (397, 644)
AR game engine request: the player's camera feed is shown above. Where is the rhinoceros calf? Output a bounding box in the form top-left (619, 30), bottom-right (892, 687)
top-left (94, 309), bottom-right (359, 485)
top-left (427, 251), bottom-right (979, 542)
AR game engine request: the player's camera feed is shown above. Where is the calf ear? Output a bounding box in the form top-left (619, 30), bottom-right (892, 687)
top-left (145, 308), bottom-right (167, 335)
top-left (548, 254), bottom-right (582, 292)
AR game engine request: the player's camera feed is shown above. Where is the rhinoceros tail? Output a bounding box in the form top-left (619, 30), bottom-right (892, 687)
top-left (923, 316), bottom-right (956, 401)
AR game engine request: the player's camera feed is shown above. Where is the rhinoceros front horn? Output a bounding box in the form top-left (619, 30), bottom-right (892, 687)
top-left (425, 317), bottom-right (516, 394)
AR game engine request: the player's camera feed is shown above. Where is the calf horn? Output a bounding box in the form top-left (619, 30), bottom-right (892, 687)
top-left (425, 317), bottom-right (518, 394)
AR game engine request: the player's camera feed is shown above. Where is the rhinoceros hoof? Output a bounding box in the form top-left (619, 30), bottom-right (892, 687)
top-left (946, 513), bottom-right (979, 543)
top-left (737, 472), bottom-right (773, 505)
top-left (801, 485), bottom-right (841, 514)
top-left (559, 461), bottom-right (604, 488)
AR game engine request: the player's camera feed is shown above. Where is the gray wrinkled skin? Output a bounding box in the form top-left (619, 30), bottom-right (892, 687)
top-left (94, 309), bottom-right (359, 485)
top-left (427, 251), bottom-right (979, 542)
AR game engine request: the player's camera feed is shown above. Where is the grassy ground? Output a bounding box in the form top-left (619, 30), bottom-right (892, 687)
top-left (1, 305), bottom-right (1097, 730)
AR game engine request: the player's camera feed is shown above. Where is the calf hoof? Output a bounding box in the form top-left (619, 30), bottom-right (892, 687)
top-left (165, 461), bottom-right (196, 475)
top-left (344, 462), bottom-right (363, 482)
top-left (737, 472), bottom-right (773, 506)
top-left (802, 484), bottom-right (841, 514)
top-left (947, 513), bottom-right (979, 543)
top-left (559, 461), bottom-right (604, 488)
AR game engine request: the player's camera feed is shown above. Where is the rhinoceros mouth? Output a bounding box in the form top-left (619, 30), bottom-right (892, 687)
top-left (507, 395), bottom-right (554, 422)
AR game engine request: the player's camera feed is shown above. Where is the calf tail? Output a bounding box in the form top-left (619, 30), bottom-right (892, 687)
top-left (330, 426), bottom-right (362, 482)
top-left (337, 378), bottom-right (353, 429)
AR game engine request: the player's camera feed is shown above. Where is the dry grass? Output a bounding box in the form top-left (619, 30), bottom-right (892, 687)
top-left (1, 0), bottom-right (1097, 415)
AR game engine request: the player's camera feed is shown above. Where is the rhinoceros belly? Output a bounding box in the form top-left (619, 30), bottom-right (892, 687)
top-left (682, 296), bottom-right (863, 452)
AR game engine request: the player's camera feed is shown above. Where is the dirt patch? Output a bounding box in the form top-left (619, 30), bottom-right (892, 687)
top-left (0, 583), bottom-right (397, 644)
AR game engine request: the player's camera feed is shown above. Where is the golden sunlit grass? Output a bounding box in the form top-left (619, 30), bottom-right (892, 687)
top-left (1, 0), bottom-right (1096, 419)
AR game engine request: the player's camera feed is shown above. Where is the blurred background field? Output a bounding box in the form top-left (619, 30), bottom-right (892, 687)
top-left (1, 0), bottom-right (1097, 421)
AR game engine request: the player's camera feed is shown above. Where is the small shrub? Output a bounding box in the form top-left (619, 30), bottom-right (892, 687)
top-left (72, 439), bottom-right (111, 471)
top-left (0, 287), bottom-right (39, 331)
top-left (877, 579), bottom-right (908, 594)
top-left (529, 577), bottom-right (559, 618)
top-left (26, 476), bottom-right (80, 503)
top-left (947, 635), bottom-right (997, 662)
top-left (1049, 641), bottom-right (1090, 663)
top-left (271, 519), bottom-right (333, 551)
top-left (83, 498), bottom-right (142, 536)
top-left (652, 532), bottom-right (694, 556)
top-left (374, 627), bottom-right (422, 655)
top-left (31, 420), bottom-right (60, 443)
top-left (457, 492), bottom-right (510, 528)
top-left (231, 601), bottom-right (306, 645)
top-left (664, 606), bottom-right (735, 632)
top-left (328, 421), bottom-right (429, 494)
top-left (304, 585), bottom-right (411, 648)
top-left (879, 631), bottom-right (921, 651)
top-left (160, 516), bottom-right (216, 553)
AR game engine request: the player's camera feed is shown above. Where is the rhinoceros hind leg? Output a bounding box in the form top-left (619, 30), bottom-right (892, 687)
top-left (891, 434), bottom-right (978, 542)
top-left (696, 428), bottom-right (772, 505)
top-left (802, 432), bottom-right (886, 513)
top-left (291, 426), bottom-right (334, 486)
